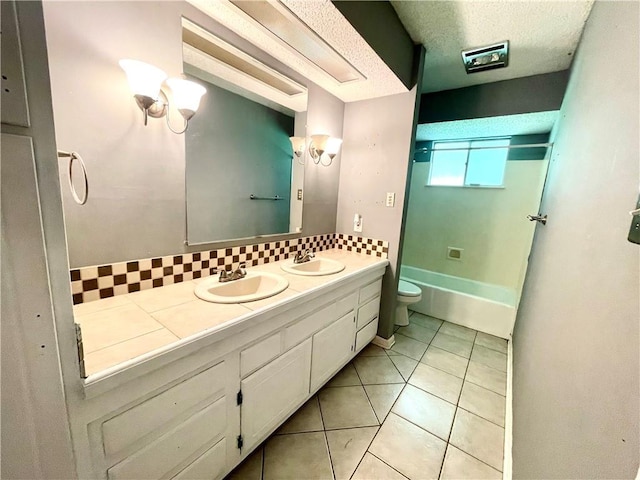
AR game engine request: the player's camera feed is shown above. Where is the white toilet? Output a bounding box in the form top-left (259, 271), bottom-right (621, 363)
top-left (395, 279), bottom-right (422, 326)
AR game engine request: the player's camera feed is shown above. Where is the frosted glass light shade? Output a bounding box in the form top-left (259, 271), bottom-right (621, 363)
top-left (166, 78), bottom-right (206, 114)
top-left (310, 134), bottom-right (330, 153)
top-left (119, 59), bottom-right (167, 99)
top-left (326, 137), bottom-right (343, 157)
top-left (289, 136), bottom-right (306, 157)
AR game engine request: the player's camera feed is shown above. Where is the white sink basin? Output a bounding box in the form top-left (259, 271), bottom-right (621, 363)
top-left (194, 271), bottom-right (289, 304)
top-left (280, 258), bottom-right (345, 276)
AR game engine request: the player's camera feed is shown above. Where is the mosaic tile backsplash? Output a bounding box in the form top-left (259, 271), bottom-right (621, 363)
top-left (70, 233), bottom-right (388, 305)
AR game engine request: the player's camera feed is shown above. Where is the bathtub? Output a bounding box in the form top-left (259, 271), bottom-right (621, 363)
top-left (400, 265), bottom-right (517, 339)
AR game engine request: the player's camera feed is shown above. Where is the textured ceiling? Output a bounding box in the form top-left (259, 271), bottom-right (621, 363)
top-left (188, 0), bottom-right (408, 103)
top-left (416, 111), bottom-right (559, 141)
top-left (391, 1), bottom-right (594, 93)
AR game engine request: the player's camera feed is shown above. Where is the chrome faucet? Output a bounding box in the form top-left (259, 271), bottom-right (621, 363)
top-left (219, 263), bottom-right (247, 283)
top-left (293, 248), bottom-right (315, 264)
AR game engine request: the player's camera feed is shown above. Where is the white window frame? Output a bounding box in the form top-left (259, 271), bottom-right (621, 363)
top-left (426, 137), bottom-right (510, 188)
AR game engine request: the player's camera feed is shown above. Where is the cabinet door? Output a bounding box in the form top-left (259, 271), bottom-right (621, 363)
top-left (310, 312), bottom-right (356, 392)
top-left (240, 339), bottom-right (312, 452)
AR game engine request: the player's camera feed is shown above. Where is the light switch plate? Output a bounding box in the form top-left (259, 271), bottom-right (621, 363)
top-left (385, 192), bottom-right (395, 207)
top-left (297, 189), bottom-right (303, 201)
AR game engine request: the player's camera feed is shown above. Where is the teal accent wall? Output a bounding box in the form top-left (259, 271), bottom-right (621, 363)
top-left (186, 79), bottom-right (293, 243)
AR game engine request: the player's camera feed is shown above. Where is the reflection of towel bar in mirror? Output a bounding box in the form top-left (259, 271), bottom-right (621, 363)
top-left (250, 194), bottom-right (284, 201)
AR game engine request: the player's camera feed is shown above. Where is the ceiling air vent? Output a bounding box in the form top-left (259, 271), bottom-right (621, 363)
top-left (461, 41), bottom-right (509, 74)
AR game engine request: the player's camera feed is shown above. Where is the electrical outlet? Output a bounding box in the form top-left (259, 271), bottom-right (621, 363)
top-left (353, 213), bottom-right (363, 233)
top-left (386, 192), bottom-right (395, 207)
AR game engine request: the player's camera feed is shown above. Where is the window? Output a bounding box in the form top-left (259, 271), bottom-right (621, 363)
top-left (427, 138), bottom-right (510, 187)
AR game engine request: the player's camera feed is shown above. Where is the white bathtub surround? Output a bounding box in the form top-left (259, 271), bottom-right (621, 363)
top-left (401, 265), bottom-right (517, 339)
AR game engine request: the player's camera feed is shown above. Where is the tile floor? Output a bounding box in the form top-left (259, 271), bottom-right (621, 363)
top-left (226, 312), bottom-right (508, 480)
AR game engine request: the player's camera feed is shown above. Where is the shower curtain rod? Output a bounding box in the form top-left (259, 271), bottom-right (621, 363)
top-left (416, 142), bottom-right (553, 153)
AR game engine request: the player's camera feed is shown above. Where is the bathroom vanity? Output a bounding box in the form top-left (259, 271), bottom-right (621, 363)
top-left (72, 251), bottom-right (387, 479)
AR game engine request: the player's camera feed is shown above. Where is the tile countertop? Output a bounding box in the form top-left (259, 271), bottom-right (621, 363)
top-left (73, 249), bottom-right (388, 377)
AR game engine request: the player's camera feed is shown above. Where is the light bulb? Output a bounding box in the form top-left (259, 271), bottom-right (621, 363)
top-left (289, 137), bottom-right (306, 157)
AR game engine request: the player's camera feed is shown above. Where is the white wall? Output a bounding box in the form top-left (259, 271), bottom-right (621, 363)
top-left (403, 160), bottom-right (547, 291)
top-left (337, 89), bottom-right (418, 338)
top-left (512, 2), bottom-right (639, 477)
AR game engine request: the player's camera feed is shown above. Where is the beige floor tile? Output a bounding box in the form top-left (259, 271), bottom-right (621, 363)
top-left (84, 328), bottom-right (179, 375)
top-left (471, 344), bottom-right (507, 372)
top-left (396, 324), bottom-right (437, 344)
top-left (389, 354), bottom-right (418, 381)
top-left (354, 355), bottom-right (404, 385)
top-left (228, 446), bottom-right (263, 480)
top-left (408, 312), bottom-right (443, 331)
top-left (352, 453), bottom-right (408, 480)
top-left (392, 384), bottom-right (456, 441)
top-left (263, 432), bottom-right (333, 480)
top-left (326, 426), bottom-right (378, 480)
top-left (151, 300), bottom-right (250, 338)
top-left (449, 408), bottom-right (504, 471)
top-left (318, 386), bottom-right (378, 430)
top-left (364, 384), bottom-right (404, 423)
top-left (466, 361), bottom-right (507, 395)
top-left (76, 303), bottom-right (164, 353)
top-left (459, 382), bottom-right (506, 427)
top-left (358, 343), bottom-right (388, 356)
top-left (128, 281), bottom-right (198, 313)
top-left (440, 445), bottom-right (502, 480)
top-left (408, 363), bottom-right (463, 404)
top-left (369, 413), bottom-right (446, 480)
top-left (439, 322), bottom-right (478, 342)
top-left (326, 363), bottom-right (361, 387)
top-left (73, 295), bottom-right (133, 317)
top-left (431, 331), bottom-right (474, 358)
top-left (475, 332), bottom-right (508, 354)
top-left (390, 333), bottom-right (428, 360)
top-left (277, 396), bottom-right (324, 434)
top-left (421, 345), bottom-right (469, 378)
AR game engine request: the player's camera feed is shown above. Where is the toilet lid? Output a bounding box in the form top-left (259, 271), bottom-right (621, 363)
top-left (398, 280), bottom-right (421, 297)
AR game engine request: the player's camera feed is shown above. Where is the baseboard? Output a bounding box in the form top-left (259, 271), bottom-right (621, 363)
top-left (373, 335), bottom-right (395, 349)
top-left (504, 335), bottom-right (514, 479)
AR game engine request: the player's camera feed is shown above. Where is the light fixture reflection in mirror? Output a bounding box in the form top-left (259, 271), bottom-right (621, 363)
top-left (309, 134), bottom-right (342, 166)
top-left (119, 59), bottom-right (206, 134)
top-left (289, 136), bottom-right (306, 165)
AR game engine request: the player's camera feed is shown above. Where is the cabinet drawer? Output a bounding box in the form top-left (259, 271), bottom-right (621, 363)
top-left (172, 437), bottom-right (226, 480)
top-left (355, 317), bottom-right (378, 352)
top-left (103, 362), bottom-right (226, 462)
top-left (357, 295), bottom-right (380, 329)
top-left (359, 279), bottom-right (382, 303)
top-left (284, 292), bottom-right (356, 350)
top-left (241, 333), bottom-right (281, 378)
top-left (108, 396), bottom-right (227, 480)
top-left (310, 312), bottom-right (356, 392)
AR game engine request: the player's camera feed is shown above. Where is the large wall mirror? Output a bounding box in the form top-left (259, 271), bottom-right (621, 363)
top-left (182, 18), bottom-right (307, 245)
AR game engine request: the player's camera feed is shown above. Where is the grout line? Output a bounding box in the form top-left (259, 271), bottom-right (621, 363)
top-left (83, 325), bottom-right (166, 356)
top-left (443, 443), bottom-right (503, 477)
top-left (346, 426), bottom-right (383, 480)
top-left (323, 429), bottom-right (337, 480)
top-left (456, 404), bottom-right (506, 429)
top-left (260, 445), bottom-right (265, 480)
top-left (351, 357), bottom-right (383, 425)
top-left (366, 451), bottom-right (410, 480)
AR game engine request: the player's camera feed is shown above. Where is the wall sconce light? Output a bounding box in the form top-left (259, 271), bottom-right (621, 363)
top-left (119, 59), bottom-right (206, 134)
top-left (289, 136), bottom-right (306, 165)
top-left (309, 134), bottom-right (342, 166)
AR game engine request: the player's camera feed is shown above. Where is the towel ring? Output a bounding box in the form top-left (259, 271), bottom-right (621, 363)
top-left (58, 150), bottom-right (88, 205)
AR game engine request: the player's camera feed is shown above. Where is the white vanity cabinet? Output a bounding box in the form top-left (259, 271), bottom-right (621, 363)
top-left (82, 263), bottom-right (385, 480)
